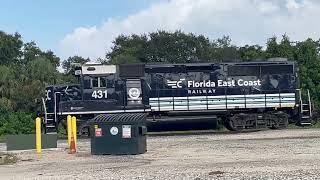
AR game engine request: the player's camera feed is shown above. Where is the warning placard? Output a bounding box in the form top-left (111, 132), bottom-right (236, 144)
top-left (95, 128), bottom-right (102, 137)
top-left (122, 125), bottom-right (131, 138)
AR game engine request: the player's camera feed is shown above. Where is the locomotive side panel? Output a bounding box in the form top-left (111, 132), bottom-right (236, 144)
top-left (42, 61), bottom-right (309, 133)
top-left (145, 62), bottom-right (297, 113)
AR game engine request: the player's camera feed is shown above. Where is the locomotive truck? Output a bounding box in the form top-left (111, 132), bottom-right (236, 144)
top-left (41, 58), bottom-right (312, 134)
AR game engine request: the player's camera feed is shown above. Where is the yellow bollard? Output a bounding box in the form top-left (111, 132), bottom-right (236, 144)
top-left (67, 115), bottom-right (72, 146)
top-left (35, 117), bottom-right (41, 154)
top-left (71, 116), bottom-right (77, 149)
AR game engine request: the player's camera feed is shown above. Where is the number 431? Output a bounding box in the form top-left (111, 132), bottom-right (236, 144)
top-left (92, 90), bottom-right (107, 99)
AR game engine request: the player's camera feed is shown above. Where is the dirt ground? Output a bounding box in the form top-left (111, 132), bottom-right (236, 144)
top-left (1, 129), bottom-right (320, 180)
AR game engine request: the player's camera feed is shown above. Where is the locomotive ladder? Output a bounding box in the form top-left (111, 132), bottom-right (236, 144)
top-left (42, 97), bottom-right (57, 134)
top-left (299, 89), bottom-right (312, 126)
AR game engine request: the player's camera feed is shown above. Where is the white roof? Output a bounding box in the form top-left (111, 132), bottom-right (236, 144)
top-left (81, 65), bottom-right (117, 75)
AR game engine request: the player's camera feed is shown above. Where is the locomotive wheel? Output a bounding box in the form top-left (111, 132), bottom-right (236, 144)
top-left (225, 115), bottom-right (245, 131)
top-left (269, 119), bottom-right (279, 129)
top-left (225, 119), bottom-right (237, 131)
top-left (269, 112), bottom-right (289, 129)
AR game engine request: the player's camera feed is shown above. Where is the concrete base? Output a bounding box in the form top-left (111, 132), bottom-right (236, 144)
top-left (6, 134), bottom-right (57, 151)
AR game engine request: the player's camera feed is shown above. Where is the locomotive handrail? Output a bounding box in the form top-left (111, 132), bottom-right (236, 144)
top-left (279, 92), bottom-right (281, 108)
top-left (298, 89), bottom-right (303, 113)
top-left (264, 94), bottom-right (267, 109)
top-left (244, 94), bottom-right (247, 109)
top-left (307, 89), bottom-right (312, 117)
top-left (225, 88), bottom-right (228, 110)
top-left (172, 89), bottom-right (175, 111)
top-left (54, 92), bottom-right (61, 123)
top-left (41, 97), bottom-right (47, 122)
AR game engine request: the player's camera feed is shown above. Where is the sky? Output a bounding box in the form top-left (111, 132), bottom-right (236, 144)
top-left (1, 0), bottom-right (320, 61)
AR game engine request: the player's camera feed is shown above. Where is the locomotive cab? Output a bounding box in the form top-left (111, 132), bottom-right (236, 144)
top-left (42, 63), bottom-right (150, 134)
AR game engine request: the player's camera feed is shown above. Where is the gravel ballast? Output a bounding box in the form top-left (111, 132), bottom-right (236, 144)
top-left (0, 129), bottom-right (320, 179)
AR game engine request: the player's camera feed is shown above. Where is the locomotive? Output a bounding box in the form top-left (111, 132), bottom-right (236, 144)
top-left (41, 59), bottom-right (312, 134)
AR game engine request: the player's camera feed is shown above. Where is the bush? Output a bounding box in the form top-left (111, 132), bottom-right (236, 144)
top-left (0, 108), bottom-right (35, 135)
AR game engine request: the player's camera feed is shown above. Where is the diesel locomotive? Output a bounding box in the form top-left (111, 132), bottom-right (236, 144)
top-left (41, 59), bottom-right (312, 134)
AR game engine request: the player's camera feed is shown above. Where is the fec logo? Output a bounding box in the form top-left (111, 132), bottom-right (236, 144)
top-left (166, 79), bottom-right (185, 88)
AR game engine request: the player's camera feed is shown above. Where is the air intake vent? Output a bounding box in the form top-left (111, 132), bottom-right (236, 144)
top-left (119, 64), bottom-right (145, 77)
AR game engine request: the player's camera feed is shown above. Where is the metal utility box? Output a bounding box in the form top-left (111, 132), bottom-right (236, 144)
top-left (90, 113), bottom-right (147, 155)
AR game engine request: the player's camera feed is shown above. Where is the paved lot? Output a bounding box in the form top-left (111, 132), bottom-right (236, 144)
top-left (1, 129), bottom-right (320, 179)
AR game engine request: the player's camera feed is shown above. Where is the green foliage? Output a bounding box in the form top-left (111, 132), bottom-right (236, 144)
top-left (210, 36), bottom-right (239, 62)
top-left (0, 31), bottom-right (23, 65)
top-left (107, 31), bottom-right (213, 64)
top-left (26, 57), bottom-right (57, 84)
top-left (62, 55), bottom-right (90, 73)
top-left (0, 31), bottom-right (63, 135)
top-left (0, 98), bottom-right (14, 111)
top-left (265, 36), bottom-right (320, 107)
top-left (0, 108), bottom-right (35, 135)
top-left (238, 45), bottom-right (265, 60)
top-left (23, 42), bottom-right (60, 67)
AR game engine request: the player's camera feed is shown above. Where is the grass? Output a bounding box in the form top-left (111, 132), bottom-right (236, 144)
top-left (311, 121), bottom-right (320, 128)
top-left (0, 153), bottom-right (18, 165)
top-left (57, 123), bottom-right (68, 139)
top-left (288, 121), bottom-right (320, 129)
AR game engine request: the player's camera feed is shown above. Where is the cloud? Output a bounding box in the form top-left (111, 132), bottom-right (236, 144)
top-left (59, 0), bottom-right (320, 60)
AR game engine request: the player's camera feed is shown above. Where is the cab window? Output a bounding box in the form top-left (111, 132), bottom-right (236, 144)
top-left (91, 77), bottom-right (107, 88)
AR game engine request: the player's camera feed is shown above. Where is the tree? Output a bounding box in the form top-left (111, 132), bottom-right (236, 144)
top-left (106, 31), bottom-right (212, 64)
top-left (278, 35), bottom-right (296, 60)
top-left (0, 65), bottom-right (14, 98)
top-left (265, 35), bottom-right (296, 60)
top-left (106, 34), bottom-right (148, 64)
top-left (0, 31), bottom-right (23, 65)
top-left (23, 42), bottom-right (60, 67)
top-left (265, 36), bottom-right (280, 58)
top-left (209, 36), bottom-right (239, 62)
top-left (295, 39), bottom-right (320, 107)
top-left (26, 57), bottom-right (57, 84)
top-left (42, 50), bottom-right (60, 68)
top-left (22, 42), bottom-right (42, 65)
top-left (146, 31), bottom-right (211, 63)
top-left (238, 45), bottom-right (265, 61)
top-left (62, 56), bottom-right (90, 73)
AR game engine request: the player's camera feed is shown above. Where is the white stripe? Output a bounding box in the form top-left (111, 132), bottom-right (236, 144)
top-left (150, 98), bottom-right (295, 105)
top-left (60, 109), bottom-right (151, 115)
top-left (151, 103), bottom-right (296, 111)
top-left (149, 93), bottom-right (295, 101)
top-left (149, 93), bottom-right (296, 111)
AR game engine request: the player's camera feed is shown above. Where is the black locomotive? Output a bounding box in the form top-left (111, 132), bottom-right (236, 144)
top-left (41, 59), bottom-right (312, 134)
